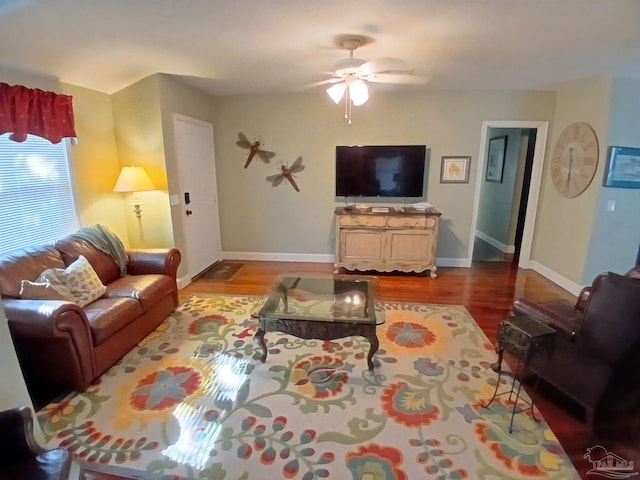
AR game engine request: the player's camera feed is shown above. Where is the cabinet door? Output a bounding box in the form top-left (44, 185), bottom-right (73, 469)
top-left (339, 229), bottom-right (385, 263)
top-left (385, 229), bottom-right (435, 263)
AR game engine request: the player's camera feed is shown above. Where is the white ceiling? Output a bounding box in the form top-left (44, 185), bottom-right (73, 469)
top-left (2, 0), bottom-right (640, 96)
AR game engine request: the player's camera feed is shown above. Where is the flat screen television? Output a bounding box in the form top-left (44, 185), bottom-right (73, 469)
top-left (335, 145), bottom-right (426, 198)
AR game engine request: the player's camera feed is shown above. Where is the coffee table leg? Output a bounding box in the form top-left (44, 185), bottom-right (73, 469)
top-left (365, 332), bottom-right (379, 370)
top-left (254, 328), bottom-right (267, 363)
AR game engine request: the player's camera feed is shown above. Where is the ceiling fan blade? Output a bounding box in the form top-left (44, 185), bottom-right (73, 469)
top-left (367, 73), bottom-right (429, 85)
top-left (360, 57), bottom-right (408, 75)
top-left (298, 77), bottom-right (341, 91)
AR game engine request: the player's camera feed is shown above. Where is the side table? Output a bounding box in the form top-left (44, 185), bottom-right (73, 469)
top-left (482, 315), bottom-right (556, 433)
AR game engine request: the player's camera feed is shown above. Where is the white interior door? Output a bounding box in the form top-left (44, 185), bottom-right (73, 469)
top-left (173, 114), bottom-right (221, 278)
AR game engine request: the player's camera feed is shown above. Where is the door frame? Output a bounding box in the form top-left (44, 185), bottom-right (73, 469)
top-left (468, 120), bottom-right (549, 269)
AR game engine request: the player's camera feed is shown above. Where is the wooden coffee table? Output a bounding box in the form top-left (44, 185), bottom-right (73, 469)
top-left (254, 275), bottom-right (385, 370)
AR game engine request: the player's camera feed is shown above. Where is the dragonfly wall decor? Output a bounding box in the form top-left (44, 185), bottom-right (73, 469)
top-left (266, 156), bottom-right (305, 192)
top-left (236, 132), bottom-right (276, 169)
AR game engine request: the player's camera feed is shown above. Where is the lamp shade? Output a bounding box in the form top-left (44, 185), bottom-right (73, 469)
top-left (113, 166), bottom-right (155, 193)
top-left (326, 83), bottom-right (346, 104)
top-left (350, 80), bottom-right (369, 106)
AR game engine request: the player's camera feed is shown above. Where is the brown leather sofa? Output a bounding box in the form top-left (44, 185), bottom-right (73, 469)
top-left (509, 266), bottom-right (640, 428)
top-left (0, 232), bottom-right (181, 407)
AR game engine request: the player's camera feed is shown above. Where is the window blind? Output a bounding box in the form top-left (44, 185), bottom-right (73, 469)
top-left (0, 133), bottom-right (79, 255)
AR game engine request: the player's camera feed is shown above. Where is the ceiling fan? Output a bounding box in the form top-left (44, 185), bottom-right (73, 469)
top-left (313, 35), bottom-right (428, 124)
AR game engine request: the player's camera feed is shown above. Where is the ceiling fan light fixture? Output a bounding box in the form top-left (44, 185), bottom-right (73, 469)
top-left (327, 83), bottom-right (346, 104)
top-left (349, 79), bottom-right (369, 106)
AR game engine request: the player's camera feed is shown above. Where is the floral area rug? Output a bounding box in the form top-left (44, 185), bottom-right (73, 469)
top-left (37, 294), bottom-right (579, 479)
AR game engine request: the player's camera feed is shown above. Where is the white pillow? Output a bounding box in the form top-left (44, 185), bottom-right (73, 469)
top-left (60, 255), bottom-right (107, 307)
top-left (20, 280), bottom-right (76, 302)
top-left (36, 267), bottom-right (75, 299)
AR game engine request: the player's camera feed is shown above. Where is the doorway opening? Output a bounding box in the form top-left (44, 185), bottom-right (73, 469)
top-left (468, 121), bottom-right (549, 270)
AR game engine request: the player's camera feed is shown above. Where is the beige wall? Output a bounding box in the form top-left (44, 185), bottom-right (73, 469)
top-left (532, 77), bottom-right (612, 284)
top-left (210, 89), bottom-right (556, 260)
top-left (60, 83), bottom-right (128, 243)
top-left (111, 76), bottom-right (174, 249)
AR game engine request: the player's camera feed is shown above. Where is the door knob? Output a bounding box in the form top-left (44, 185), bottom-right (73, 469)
top-left (186, 209), bottom-right (193, 216)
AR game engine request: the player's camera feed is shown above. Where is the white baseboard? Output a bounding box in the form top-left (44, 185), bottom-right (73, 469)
top-left (475, 230), bottom-right (514, 254)
top-left (223, 251), bottom-right (334, 263)
top-left (530, 260), bottom-right (584, 296)
top-left (177, 274), bottom-right (191, 289)
top-left (437, 257), bottom-right (470, 268)
top-left (223, 252), bottom-right (469, 268)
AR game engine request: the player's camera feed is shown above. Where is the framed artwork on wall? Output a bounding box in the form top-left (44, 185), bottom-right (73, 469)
top-left (486, 135), bottom-right (508, 183)
top-left (440, 156), bottom-right (471, 183)
top-left (603, 146), bottom-right (640, 189)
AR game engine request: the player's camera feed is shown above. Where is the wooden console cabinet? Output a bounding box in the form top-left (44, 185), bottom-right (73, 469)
top-left (334, 207), bottom-right (441, 278)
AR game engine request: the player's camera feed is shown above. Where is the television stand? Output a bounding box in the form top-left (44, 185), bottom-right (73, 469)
top-left (334, 207), bottom-right (441, 278)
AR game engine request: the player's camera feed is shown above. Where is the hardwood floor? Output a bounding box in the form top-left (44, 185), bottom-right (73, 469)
top-left (180, 260), bottom-right (639, 479)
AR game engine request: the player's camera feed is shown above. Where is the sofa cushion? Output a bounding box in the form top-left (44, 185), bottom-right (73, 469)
top-left (84, 297), bottom-right (144, 345)
top-left (0, 245), bottom-right (65, 298)
top-left (104, 274), bottom-right (174, 311)
top-left (54, 237), bottom-right (120, 285)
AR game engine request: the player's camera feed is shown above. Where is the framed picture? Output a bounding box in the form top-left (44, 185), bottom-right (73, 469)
top-left (486, 135), bottom-right (508, 183)
top-left (603, 146), bottom-right (640, 189)
top-left (440, 156), bottom-right (470, 183)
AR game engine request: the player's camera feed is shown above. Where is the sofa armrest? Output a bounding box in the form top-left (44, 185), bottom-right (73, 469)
top-left (126, 248), bottom-right (181, 278)
top-left (4, 299), bottom-right (91, 338)
top-left (3, 298), bottom-right (96, 391)
top-left (510, 298), bottom-right (580, 338)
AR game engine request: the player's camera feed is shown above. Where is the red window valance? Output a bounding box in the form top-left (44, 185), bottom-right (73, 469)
top-left (0, 82), bottom-right (77, 144)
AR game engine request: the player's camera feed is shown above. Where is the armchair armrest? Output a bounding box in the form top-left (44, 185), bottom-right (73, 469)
top-left (3, 298), bottom-right (95, 391)
top-left (625, 265), bottom-right (640, 279)
top-left (126, 248), bottom-right (181, 279)
top-left (575, 286), bottom-right (591, 311)
top-left (0, 406), bottom-right (73, 478)
top-left (510, 298), bottom-right (580, 338)
top-left (0, 406), bottom-right (45, 465)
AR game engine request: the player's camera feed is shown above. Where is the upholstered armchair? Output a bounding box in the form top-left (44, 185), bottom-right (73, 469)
top-left (509, 267), bottom-right (640, 428)
top-left (0, 406), bottom-right (74, 479)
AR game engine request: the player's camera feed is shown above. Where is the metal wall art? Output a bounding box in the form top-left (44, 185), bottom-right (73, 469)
top-left (266, 156), bottom-right (305, 192)
top-left (236, 132), bottom-right (276, 169)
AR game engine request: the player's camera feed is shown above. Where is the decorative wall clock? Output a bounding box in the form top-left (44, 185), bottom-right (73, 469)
top-left (236, 132), bottom-right (276, 169)
top-left (550, 122), bottom-right (599, 198)
top-left (266, 156), bottom-right (305, 192)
